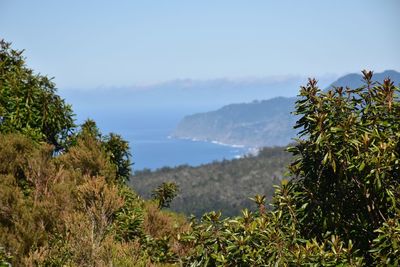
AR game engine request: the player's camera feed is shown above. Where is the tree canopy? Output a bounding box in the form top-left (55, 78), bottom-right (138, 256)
top-left (288, 71), bottom-right (400, 258)
top-left (0, 40), bottom-right (75, 151)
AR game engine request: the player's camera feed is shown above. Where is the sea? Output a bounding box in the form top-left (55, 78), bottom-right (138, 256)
top-left (73, 109), bottom-right (249, 172)
top-left (124, 129), bottom-right (248, 172)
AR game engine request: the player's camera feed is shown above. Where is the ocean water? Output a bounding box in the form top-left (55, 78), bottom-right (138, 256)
top-left (124, 128), bottom-right (248, 172)
top-left (74, 109), bottom-right (248, 172)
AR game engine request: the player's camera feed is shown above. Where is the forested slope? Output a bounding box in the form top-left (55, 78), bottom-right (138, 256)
top-left (131, 147), bottom-right (292, 217)
top-left (133, 147), bottom-right (291, 216)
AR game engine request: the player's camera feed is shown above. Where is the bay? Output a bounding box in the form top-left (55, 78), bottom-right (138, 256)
top-left (125, 128), bottom-right (248, 172)
top-left (72, 108), bottom-right (248, 172)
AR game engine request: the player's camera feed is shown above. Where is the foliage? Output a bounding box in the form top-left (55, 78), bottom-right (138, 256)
top-left (58, 127), bottom-right (117, 182)
top-left (79, 119), bottom-right (102, 140)
top-left (2, 40), bottom-right (400, 265)
top-left (178, 183), bottom-right (364, 266)
top-left (370, 211), bottom-right (400, 265)
top-left (71, 119), bottom-right (132, 183)
top-left (103, 132), bottom-right (132, 182)
top-left (152, 182), bottom-right (180, 209)
top-left (0, 246), bottom-right (11, 267)
top-left (0, 133), bottom-right (188, 266)
top-left (113, 186), bottom-right (145, 242)
top-left (132, 146), bottom-right (291, 217)
top-left (64, 119), bottom-right (132, 184)
top-left (0, 40), bottom-right (75, 151)
top-left (286, 71), bottom-right (400, 259)
top-left (0, 41), bottom-right (188, 266)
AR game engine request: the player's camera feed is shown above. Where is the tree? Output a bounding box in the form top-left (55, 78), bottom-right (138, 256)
top-left (287, 70), bottom-right (400, 258)
top-left (79, 119), bottom-right (102, 140)
top-left (0, 40), bottom-right (75, 151)
top-left (152, 182), bottom-right (179, 209)
top-left (103, 133), bottom-right (132, 183)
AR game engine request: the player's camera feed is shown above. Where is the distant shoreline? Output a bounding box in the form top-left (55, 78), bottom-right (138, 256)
top-left (168, 135), bottom-right (261, 157)
top-left (168, 135), bottom-right (245, 148)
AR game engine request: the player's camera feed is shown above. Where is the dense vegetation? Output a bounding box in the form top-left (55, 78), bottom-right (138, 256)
top-left (132, 147), bottom-right (292, 217)
top-left (1, 40), bottom-right (399, 266)
top-left (0, 40), bottom-right (75, 151)
top-left (0, 41), bottom-right (189, 266)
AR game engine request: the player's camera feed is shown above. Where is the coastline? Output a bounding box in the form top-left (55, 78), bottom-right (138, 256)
top-left (167, 135), bottom-right (261, 158)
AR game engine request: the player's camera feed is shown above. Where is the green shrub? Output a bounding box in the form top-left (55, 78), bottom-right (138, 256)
top-left (152, 182), bottom-right (180, 209)
top-left (370, 211), bottom-right (400, 266)
top-left (287, 71), bottom-right (399, 258)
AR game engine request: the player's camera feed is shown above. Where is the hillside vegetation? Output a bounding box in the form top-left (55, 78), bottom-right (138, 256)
top-left (1, 40), bottom-right (399, 266)
top-left (0, 40), bottom-right (189, 266)
top-left (131, 147), bottom-right (292, 217)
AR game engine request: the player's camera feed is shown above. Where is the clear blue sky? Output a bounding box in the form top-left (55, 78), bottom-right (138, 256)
top-left (1, 0), bottom-right (399, 89)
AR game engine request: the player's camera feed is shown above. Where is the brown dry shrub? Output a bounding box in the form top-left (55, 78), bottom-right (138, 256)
top-left (143, 202), bottom-right (191, 259)
top-left (58, 135), bottom-right (116, 183)
top-left (76, 176), bottom-right (124, 243)
top-left (0, 133), bottom-right (35, 179)
top-left (0, 133), bottom-right (187, 266)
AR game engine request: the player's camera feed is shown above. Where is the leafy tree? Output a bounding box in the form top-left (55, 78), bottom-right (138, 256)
top-left (79, 119), bottom-right (102, 140)
top-left (103, 133), bottom-right (132, 183)
top-left (287, 70), bottom-right (400, 258)
top-left (0, 40), bottom-right (75, 151)
top-left (152, 182), bottom-right (179, 209)
top-left (113, 186), bottom-right (145, 242)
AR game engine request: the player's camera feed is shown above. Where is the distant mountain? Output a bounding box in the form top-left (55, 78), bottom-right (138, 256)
top-left (172, 70), bottom-right (400, 147)
top-left (173, 97), bottom-right (297, 147)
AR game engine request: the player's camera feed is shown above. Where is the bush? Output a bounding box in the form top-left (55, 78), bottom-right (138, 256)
top-left (287, 71), bottom-right (400, 259)
top-left (178, 182), bottom-right (364, 266)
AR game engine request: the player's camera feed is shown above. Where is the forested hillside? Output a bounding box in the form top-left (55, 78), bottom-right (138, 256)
top-left (131, 147), bottom-right (292, 217)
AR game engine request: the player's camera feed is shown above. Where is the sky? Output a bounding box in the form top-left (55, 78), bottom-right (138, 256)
top-left (0, 0), bottom-right (399, 89)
